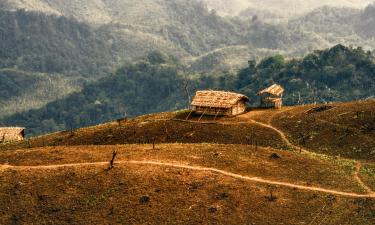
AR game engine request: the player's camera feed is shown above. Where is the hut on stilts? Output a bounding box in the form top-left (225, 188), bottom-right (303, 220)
top-left (0, 127), bottom-right (25, 143)
top-left (188, 90), bottom-right (249, 120)
top-left (257, 84), bottom-right (284, 109)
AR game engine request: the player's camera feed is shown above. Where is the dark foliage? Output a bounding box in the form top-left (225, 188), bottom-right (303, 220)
top-left (0, 9), bottom-right (115, 76)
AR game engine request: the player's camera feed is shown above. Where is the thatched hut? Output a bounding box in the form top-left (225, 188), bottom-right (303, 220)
top-left (257, 84), bottom-right (284, 109)
top-left (0, 127), bottom-right (25, 142)
top-left (191, 90), bottom-right (249, 116)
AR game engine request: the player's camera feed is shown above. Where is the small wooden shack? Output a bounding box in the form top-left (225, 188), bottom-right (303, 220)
top-left (190, 90), bottom-right (249, 116)
top-left (0, 127), bottom-right (25, 142)
top-left (257, 84), bottom-right (284, 109)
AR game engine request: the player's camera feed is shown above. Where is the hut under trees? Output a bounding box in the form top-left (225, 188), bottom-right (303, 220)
top-left (0, 127), bottom-right (25, 143)
top-left (257, 84), bottom-right (284, 109)
top-left (190, 90), bottom-right (249, 117)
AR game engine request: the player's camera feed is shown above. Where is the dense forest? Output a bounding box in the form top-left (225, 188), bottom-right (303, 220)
top-left (1, 45), bottom-right (374, 136)
top-left (0, 69), bottom-right (82, 117)
top-left (0, 10), bottom-right (116, 77)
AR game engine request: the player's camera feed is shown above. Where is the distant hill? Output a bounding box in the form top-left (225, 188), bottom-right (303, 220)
top-left (288, 6), bottom-right (359, 36)
top-left (201, 0), bottom-right (372, 17)
top-left (0, 9), bottom-right (116, 76)
top-left (0, 69), bottom-right (81, 117)
top-left (356, 3), bottom-right (375, 38)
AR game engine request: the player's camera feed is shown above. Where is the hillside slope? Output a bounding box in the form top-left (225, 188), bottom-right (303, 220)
top-left (0, 144), bottom-right (374, 224)
top-left (1, 99), bottom-right (375, 224)
top-left (2, 100), bottom-right (374, 161)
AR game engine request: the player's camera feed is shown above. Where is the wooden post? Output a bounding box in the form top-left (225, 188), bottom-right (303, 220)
top-left (185, 109), bottom-right (193, 120)
top-left (198, 109), bottom-right (207, 121)
top-left (214, 109), bottom-right (221, 120)
top-left (109, 151), bottom-right (118, 170)
top-left (164, 122), bottom-right (169, 141)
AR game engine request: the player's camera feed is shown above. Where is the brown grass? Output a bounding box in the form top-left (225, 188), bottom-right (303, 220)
top-left (0, 111), bottom-right (285, 151)
top-left (360, 163), bottom-right (375, 191)
top-left (0, 144), bottom-right (367, 194)
top-left (267, 101), bottom-right (375, 161)
top-left (0, 144), bottom-right (374, 224)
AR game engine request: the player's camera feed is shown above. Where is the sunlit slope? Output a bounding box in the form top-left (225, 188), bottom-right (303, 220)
top-left (2, 100), bottom-right (375, 163)
top-left (0, 144), bottom-right (374, 224)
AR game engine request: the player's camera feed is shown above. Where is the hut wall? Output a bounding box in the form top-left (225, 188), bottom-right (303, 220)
top-left (193, 100), bottom-right (246, 116)
top-left (193, 106), bottom-right (231, 116)
top-left (231, 101), bottom-right (246, 115)
top-left (260, 97), bottom-right (283, 109)
top-left (274, 99), bottom-right (282, 109)
top-left (0, 128), bottom-right (25, 142)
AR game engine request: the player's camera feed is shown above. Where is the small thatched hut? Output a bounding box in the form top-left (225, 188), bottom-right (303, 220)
top-left (0, 127), bottom-right (25, 142)
top-left (191, 90), bottom-right (249, 116)
top-left (257, 84), bottom-right (284, 109)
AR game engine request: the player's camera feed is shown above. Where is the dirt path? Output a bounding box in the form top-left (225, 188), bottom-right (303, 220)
top-left (240, 110), bottom-right (374, 195)
top-left (238, 109), bottom-right (302, 151)
top-left (0, 160), bottom-right (374, 199)
top-left (354, 162), bottom-right (375, 194)
top-left (248, 119), bottom-right (303, 151)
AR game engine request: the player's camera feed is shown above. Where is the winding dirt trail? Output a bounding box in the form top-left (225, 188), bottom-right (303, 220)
top-left (240, 110), bottom-right (374, 195)
top-left (354, 163), bottom-right (375, 195)
top-left (0, 160), bottom-right (374, 199)
top-left (248, 119), bottom-right (304, 151)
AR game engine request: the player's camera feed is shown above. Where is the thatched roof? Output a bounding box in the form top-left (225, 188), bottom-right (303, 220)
top-left (258, 84), bottom-right (284, 96)
top-left (0, 127), bottom-right (25, 132)
top-left (191, 90), bottom-right (249, 108)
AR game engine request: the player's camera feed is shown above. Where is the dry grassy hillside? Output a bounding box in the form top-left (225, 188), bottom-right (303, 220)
top-left (269, 101), bottom-right (375, 161)
top-left (0, 111), bottom-right (286, 150)
top-left (3, 100), bottom-right (375, 161)
top-left (1, 100), bottom-right (375, 224)
top-left (0, 144), bottom-right (374, 224)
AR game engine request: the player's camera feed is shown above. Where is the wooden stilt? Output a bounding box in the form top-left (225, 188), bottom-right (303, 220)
top-left (185, 110), bottom-right (193, 120)
top-left (214, 109), bottom-right (221, 120)
top-left (198, 109), bottom-right (207, 121)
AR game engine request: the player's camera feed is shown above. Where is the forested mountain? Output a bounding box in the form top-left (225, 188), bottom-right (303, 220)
top-left (0, 10), bottom-right (116, 76)
top-left (288, 6), bottom-right (359, 36)
top-left (2, 45), bottom-right (375, 136)
top-left (236, 45), bottom-right (375, 104)
top-left (1, 0), bottom-right (375, 75)
top-left (1, 52), bottom-right (192, 135)
top-left (0, 69), bottom-right (82, 117)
